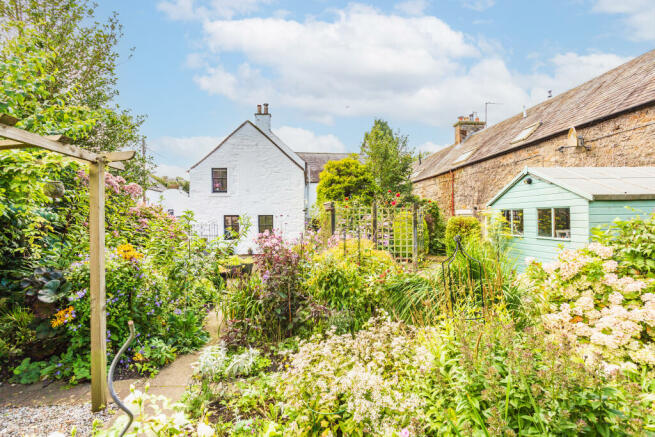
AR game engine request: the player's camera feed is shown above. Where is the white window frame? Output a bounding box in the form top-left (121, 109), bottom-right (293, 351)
top-left (501, 209), bottom-right (524, 237)
top-left (537, 207), bottom-right (571, 240)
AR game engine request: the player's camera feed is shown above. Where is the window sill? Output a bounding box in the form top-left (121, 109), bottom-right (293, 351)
top-left (536, 236), bottom-right (571, 242)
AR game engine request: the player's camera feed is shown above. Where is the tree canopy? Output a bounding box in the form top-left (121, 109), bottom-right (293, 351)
top-left (0, 0), bottom-right (148, 181)
top-left (360, 119), bottom-right (415, 199)
top-left (316, 156), bottom-right (375, 204)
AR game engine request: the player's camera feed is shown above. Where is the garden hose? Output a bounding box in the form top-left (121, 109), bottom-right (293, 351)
top-left (108, 319), bottom-right (136, 437)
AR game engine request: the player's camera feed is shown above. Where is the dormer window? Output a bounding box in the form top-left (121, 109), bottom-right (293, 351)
top-left (510, 122), bottom-right (541, 144)
top-left (212, 168), bottom-right (227, 193)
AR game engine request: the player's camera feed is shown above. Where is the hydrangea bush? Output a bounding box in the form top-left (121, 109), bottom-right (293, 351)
top-left (524, 242), bottom-right (655, 372)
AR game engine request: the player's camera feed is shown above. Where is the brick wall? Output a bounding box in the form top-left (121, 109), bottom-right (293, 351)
top-left (413, 104), bottom-right (655, 217)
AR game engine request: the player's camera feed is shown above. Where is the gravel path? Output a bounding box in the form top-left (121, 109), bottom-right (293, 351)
top-left (0, 403), bottom-right (115, 436)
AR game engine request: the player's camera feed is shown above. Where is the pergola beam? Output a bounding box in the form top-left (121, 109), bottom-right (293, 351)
top-left (0, 123), bottom-right (125, 170)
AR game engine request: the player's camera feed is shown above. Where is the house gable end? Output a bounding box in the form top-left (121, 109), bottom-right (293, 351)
top-left (189, 121), bottom-right (305, 172)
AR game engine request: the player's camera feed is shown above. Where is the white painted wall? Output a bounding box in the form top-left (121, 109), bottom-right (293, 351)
top-left (189, 122), bottom-right (306, 253)
top-left (308, 182), bottom-right (319, 211)
top-left (146, 188), bottom-right (191, 216)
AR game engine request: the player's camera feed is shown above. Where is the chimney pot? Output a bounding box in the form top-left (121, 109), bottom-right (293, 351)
top-left (257, 104), bottom-right (262, 114)
top-left (475, 117), bottom-right (479, 122)
top-left (263, 103), bottom-right (269, 114)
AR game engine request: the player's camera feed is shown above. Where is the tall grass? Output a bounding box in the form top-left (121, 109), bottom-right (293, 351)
top-left (383, 239), bottom-right (526, 326)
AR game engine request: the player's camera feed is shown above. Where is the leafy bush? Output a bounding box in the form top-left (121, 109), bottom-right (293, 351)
top-left (279, 313), bottom-right (428, 435)
top-left (444, 216), bottom-right (481, 251)
top-left (423, 200), bottom-right (446, 255)
top-left (593, 211), bottom-right (655, 276)
top-left (306, 238), bottom-right (398, 330)
top-left (419, 315), bottom-right (654, 435)
top-left (524, 242), bottom-right (655, 372)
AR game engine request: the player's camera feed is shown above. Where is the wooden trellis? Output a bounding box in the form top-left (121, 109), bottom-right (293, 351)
top-left (0, 114), bottom-right (135, 411)
top-left (325, 201), bottom-right (425, 269)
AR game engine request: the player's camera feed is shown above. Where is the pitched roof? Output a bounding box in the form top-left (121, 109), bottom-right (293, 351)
top-left (413, 49), bottom-right (655, 182)
top-left (296, 152), bottom-right (355, 183)
top-left (488, 167), bottom-right (655, 206)
top-left (189, 120), bottom-right (304, 171)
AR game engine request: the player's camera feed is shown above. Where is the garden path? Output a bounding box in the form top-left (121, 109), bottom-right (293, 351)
top-left (0, 309), bottom-right (223, 434)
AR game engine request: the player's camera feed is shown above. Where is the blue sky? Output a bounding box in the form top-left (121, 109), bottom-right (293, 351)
top-left (95, 0), bottom-right (655, 178)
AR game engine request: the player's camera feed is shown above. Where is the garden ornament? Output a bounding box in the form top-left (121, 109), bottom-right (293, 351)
top-left (108, 320), bottom-right (136, 437)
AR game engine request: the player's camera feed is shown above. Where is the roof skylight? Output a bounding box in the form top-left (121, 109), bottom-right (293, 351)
top-left (453, 149), bottom-right (474, 163)
top-left (510, 122), bottom-right (541, 144)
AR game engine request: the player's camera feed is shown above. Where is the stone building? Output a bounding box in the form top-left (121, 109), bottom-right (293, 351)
top-left (412, 49), bottom-right (655, 218)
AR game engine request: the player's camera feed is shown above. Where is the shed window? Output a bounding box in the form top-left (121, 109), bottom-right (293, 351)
top-left (224, 215), bottom-right (239, 240)
top-left (537, 207), bottom-right (570, 239)
top-left (258, 215), bottom-right (273, 234)
top-left (501, 209), bottom-right (524, 236)
top-left (212, 168), bottom-right (227, 193)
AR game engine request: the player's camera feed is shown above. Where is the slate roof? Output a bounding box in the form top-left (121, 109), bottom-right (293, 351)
top-left (488, 167), bottom-right (655, 205)
top-left (413, 49), bottom-right (655, 182)
top-left (296, 152), bottom-right (355, 183)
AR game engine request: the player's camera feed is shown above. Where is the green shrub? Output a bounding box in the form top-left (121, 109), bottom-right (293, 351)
top-left (444, 216), bottom-right (481, 251)
top-left (592, 211), bottom-right (655, 276)
top-left (420, 315), bottom-right (654, 435)
top-left (423, 201), bottom-right (446, 255)
top-left (306, 238), bottom-right (398, 331)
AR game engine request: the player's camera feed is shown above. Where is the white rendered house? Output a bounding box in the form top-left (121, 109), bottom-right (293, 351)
top-left (188, 104), bottom-right (350, 253)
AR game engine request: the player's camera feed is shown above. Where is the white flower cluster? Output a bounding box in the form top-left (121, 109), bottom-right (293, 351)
top-left (280, 314), bottom-right (431, 435)
top-left (530, 243), bottom-right (655, 372)
top-left (192, 344), bottom-right (261, 380)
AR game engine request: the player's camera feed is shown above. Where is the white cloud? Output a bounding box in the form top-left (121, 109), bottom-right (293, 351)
top-left (593, 0), bottom-right (655, 41)
top-left (157, 0), bottom-right (272, 21)
top-left (394, 0), bottom-right (429, 16)
top-left (148, 135), bottom-right (223, 165)
top-left (178, 3), bottom-right (629, 129)
top-left (417, 141), bottom-right (448, 154)
top-left (274, 126), bottom-right (347, 153)
top-left (153, 163), bottom-right (189, 179)
top-left (461, 0), bottom-right (495, 12)
top-left (517, 52), bottom-right (630, 106)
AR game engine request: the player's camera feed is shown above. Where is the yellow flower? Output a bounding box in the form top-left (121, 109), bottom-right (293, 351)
top-left (51, 306), bottom-right (75, 328)
top-left (116, 243), bottom-right (143, 261)
top-left (133, 352), bottom-right (145, 362)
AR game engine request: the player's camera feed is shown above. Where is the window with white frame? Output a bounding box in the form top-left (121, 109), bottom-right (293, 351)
top-left (501, 209), bottom-right (524, 236)
top-left (537, 207), bottom-right (570, 239)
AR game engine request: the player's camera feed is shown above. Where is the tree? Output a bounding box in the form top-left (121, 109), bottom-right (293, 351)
top-left (360, 119), bottom-right (415, 198)
top-left (316, 156), bottom-right (375, 204)
top-left (0, 0), bottom-right (149, 182)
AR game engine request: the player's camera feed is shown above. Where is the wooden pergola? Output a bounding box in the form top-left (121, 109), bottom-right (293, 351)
top-left (0, 114), bottom-right (135, 411)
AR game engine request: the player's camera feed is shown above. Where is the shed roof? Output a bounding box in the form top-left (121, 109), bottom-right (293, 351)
top-left (488, 167), bottom-right (655, 206)
top-left (297, 152), bottom-right (358, 183)
top-left (413, 49), bottom-right (655, 182)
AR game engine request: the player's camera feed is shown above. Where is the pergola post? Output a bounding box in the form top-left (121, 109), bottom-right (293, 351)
top-left (1, 115), bottom-right (135, 412)
top-left (89, 159), bottom-right (107, 411)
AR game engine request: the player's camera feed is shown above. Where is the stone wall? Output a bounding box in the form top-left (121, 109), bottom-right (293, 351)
top-left (413, 104), bottom-right (655, 217)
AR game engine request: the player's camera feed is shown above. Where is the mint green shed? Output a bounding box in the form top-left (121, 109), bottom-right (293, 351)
top-left (487, 167), bottom-right (655, 270)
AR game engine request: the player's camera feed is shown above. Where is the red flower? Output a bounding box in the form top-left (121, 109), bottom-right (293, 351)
top-left (388, 190), bottom-right (392, 193)
top-left (396, 193), bottom-right (400, 197)
top-left (428, 200), bottom-right (432, 203)
top-left (391, 201), bottom-right (397, 206)
top-left (345, 197), bottom-right (349, 201)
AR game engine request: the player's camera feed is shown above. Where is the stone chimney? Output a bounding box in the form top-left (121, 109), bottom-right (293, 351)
top-left (454, 113), bottom-right (485, 144)
top-left (254, 103), bottom-right (271, 132)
